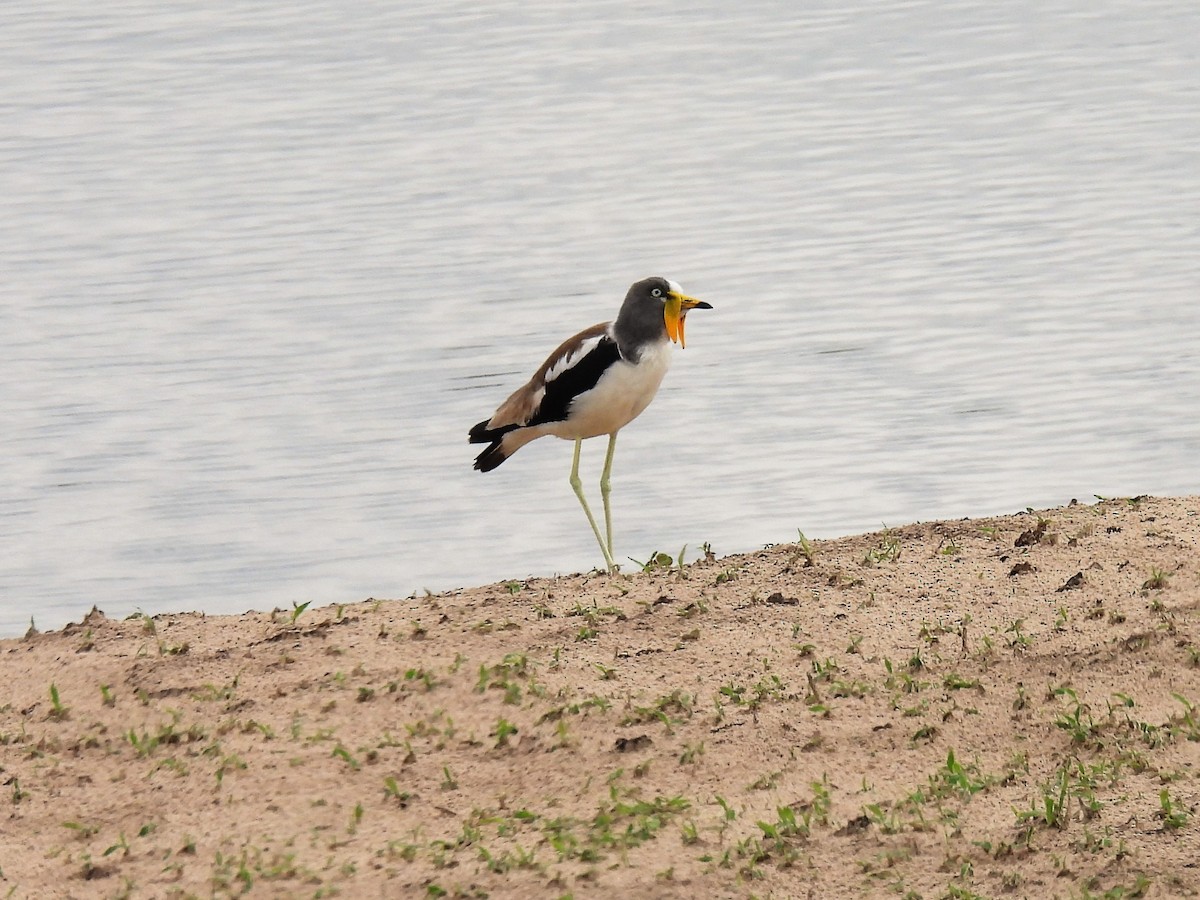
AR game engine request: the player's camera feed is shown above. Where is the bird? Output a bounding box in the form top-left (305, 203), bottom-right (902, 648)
top-left (469, 276), bottom-right (712, 573)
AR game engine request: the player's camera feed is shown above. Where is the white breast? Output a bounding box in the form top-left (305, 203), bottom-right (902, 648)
top-left (542, 340), bottom-right (672, 441)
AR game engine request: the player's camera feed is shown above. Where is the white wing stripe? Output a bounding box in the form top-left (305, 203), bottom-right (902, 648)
top-left (543, 335), bottom-right (604, 385)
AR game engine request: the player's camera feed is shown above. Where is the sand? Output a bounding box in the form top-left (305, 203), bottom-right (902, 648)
top-left (2, 495), bottom-right (1198, 899)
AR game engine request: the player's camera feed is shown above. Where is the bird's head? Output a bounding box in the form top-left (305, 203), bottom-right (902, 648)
top-left (647, 277), bottom-right (712, 349)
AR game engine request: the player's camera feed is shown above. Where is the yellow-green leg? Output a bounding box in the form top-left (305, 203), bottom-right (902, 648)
top-left (569, 438), bottom-right (616, 573)
top-left (599, 432), bottom-right (618, 561)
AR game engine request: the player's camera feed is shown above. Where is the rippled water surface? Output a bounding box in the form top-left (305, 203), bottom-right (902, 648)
top-left (3, 1), bottom-right (1199, 636)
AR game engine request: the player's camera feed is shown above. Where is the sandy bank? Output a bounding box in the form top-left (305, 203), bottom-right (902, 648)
top-left (2, 496), bottom-right (1198, 898)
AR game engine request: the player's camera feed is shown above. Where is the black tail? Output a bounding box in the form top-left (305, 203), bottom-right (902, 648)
top-left (469, 419), bottom-right (519, 472)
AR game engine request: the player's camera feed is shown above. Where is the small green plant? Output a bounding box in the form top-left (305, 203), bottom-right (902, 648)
top-left (1159, 788), bottom-right (1190, 830)
top-left (629, 550), bottom-right (675, 573)
top-left (861, 532), bottom-right (901, 567)
top-left (1016, 767), bottom-right (1070, 831)
top-left (1005, 618), bottom-right (1032, 651)
top-left (126, 727), bottom-right (159, 757)
top-left (757, 804), bottom-right (808, 844)
top-left (1054, 689), bottom-right (1100, 745)
top-left (932, 749), bottom-right (993, 798)
top-left (713, 567), bottom-right (738, 585)
top-left (289, 600), bottom-right (311, 624)
top-left (331, 744), bottom-right (360, 770)
top-left (790, 529), bottom-right (816, 567)
top-left (719, 682), bottom-right (746, 706)
top-left (714, 795), bottom-right (737, 823)
top-left (1143, 568), bottom-right (1170, 590)
top-left (48, 683), bottom-right (69, 720)
top-left (912, 724), bottom-right (938, 742)
top-left (62, 821), bottom-right (100, 840)
top-left (1013, 683), bottom-right (1029, 711)
top-left (492, 718), bottom-right (518, 747)
top-left (830, 677), bottom-right (869, 699)
top-left (103, 831), bottom-right (130, 858)
top-left (807, 776), bottom-right (832, 825)
top-left (748, 771), bottom-right (782, 791)
top-left (863, 802), bottom-right (903, 834)
top-left (404, 666), bottom-right (438, 691)
top-left (156, 638), bottom-right (190, 656)
top-left (943, 673), bottom-right (981, 691)
top-left (214, 753), bottom-right (246, 787)
top-left (383, 776), bottom-right (411, 806)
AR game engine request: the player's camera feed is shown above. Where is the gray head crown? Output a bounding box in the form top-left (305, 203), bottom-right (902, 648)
top-left (611, 276), bottom-right (677, 360)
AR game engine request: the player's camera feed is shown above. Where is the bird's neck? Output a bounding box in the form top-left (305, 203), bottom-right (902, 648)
top-left (610, 316), bottom-right (669, 363)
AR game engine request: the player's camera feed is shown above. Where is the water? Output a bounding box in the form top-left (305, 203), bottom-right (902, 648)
top-left (3, 1), bottom-right (1198, 637)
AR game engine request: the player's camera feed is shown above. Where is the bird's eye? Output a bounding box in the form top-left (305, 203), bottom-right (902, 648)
top-left (651, 288), bottom-right (662, 298)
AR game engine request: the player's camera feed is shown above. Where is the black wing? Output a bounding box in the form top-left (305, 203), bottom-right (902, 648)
top-left (526, 334), bottom-right (622, 427)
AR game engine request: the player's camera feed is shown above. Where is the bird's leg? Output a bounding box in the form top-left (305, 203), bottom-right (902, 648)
top-left (600, 432), bottom-right (618, 562)
top-left (570, 438), bottom-right (616, 573)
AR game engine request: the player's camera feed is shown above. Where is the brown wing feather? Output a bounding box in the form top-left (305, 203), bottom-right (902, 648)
top-left (486, 322), bottom-right (609, 429)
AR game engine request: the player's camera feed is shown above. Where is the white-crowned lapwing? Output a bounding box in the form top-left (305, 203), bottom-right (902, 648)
top-left (469, 276), bottom-right (712, 573)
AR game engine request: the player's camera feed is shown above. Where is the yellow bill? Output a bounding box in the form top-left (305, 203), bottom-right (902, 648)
top-left (664, 290), bottom-right (713, 349)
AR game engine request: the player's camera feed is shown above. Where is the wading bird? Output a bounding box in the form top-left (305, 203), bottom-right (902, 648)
top-left (469, 276), bottom-right (712, 572)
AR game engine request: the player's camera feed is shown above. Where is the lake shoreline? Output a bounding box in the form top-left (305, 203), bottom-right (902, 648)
top-left (2, 495), bottom-right (1198, 897)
